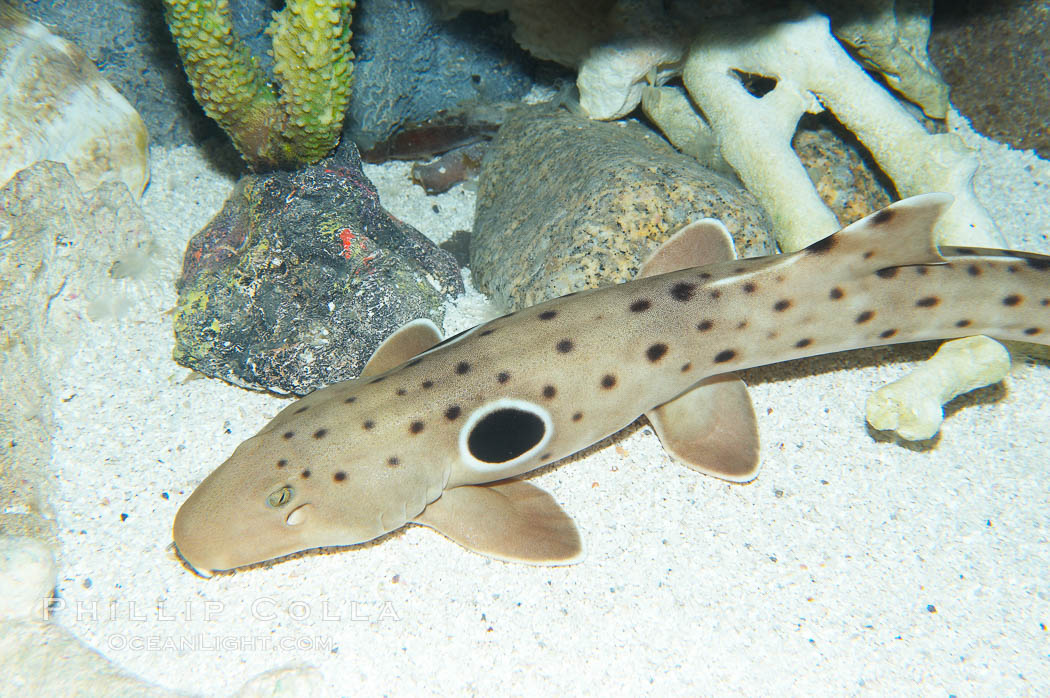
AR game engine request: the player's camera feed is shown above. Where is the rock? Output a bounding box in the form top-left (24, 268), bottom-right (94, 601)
top-left (792, 113), bottom-right (893, 227)
top-left (235, 666), bottom-right (331, 698)
top-left (0, 536), bottom-right (56, 620)
top-left (471, 105), bottom-right (775, 309)
top-left (929, 0), bottom-right (1050, 158)
top-left (345, 0), bottom-right (538, 151)
top-left (0, 5), bottom-right (149, 196)
top-left (0, 619), bottom-right (178, 696)
top-left (18, 0), bottom-right (207, 148)
top-left (0, 161), bottom-right (160, 549)
top-left (174, 141), bottom-right (464, 395)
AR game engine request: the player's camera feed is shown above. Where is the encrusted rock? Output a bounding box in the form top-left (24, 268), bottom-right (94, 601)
top-left (0, 5), bottom-right (148, 196)
top-left (174, 142), bottom-right (464, 395)
top-left (471, 105), bottom-right (775, 309)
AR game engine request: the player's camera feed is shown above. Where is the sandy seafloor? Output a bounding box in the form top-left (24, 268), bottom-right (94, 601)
top-left (47, 111), bottom-right (1049, 696)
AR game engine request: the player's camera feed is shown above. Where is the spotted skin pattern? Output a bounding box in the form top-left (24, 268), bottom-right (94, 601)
top-left (173, 195), bottom-right (1050, 574)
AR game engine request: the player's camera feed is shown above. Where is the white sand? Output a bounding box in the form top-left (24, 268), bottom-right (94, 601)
top-left (47, 116), bottom-right (1049, 696)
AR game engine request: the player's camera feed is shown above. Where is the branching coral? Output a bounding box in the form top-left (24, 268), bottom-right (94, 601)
top-left (162, 0), bottom-right (355, 171)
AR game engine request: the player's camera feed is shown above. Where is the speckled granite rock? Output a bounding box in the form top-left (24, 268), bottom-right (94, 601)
top-left (793, 114), bottom-right (894, 226)
top-left (929, 0), bottom-right (1050, 158)
top-left (174, 142), bottom-right (464, 395)
top-left (470, 105), bottom-right (775, 309)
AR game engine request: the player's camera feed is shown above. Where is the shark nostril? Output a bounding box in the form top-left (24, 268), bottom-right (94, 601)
top-left (286, 503), bottom-right (312, 526)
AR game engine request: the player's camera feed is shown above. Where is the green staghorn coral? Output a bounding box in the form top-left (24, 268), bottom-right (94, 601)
top-left (162, 0), bottom-right (355, 170)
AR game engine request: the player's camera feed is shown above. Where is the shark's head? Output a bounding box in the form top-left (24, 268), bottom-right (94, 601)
top-left (172, 380), bottom-right (437, 576)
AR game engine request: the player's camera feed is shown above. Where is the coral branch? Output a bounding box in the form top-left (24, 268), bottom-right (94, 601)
top-left (162, 0), bottom-right (354, 171)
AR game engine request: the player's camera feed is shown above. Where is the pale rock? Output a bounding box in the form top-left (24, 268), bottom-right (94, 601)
top-left (0, 5), bottom-right (149, 197)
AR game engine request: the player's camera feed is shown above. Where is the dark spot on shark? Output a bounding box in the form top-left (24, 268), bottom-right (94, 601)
top-left (497, 371), bottom-right (510, 384)
top-left (630, 299), bottom-right (652, 312)
top-left (421, 380), bottom-right (434, 389)
top-left (916, 296), bottom-right (939, 308)
top-left (542, 385), bottom-right (557, 399)
top-left (698, 271), bottom-right (712, 280)
top-left (646, 343), bottom-right (669, 362)
top-left (956, 319), bottom-right (972, 328)
top-left (601, 374), bottom-right (617, 389)
top-left (714, 349), bottom-right (736, 363)
top-left (277, 459), bottom-right (288, 468)
top-left (1003, 294), bottom-right (1022, 306)
top-left (539, 310), bottom-right (558, 320)
top-left (710, 289), bottom-right (722, 299)
top-left (1007, 265), bottom-right (1019, 273)
top-left (1043, 298), bottom-right (1050, 306)
top-left (573, 412), bottom-right (583, 421)
top-left (871, 208), bottom-right (893, 224)
top-left (856, 310), bottom-right (875, 324)
top-left (955, 247), bottom-right (977, 255)
top-left (734, 266), bottom-right (747, 274)
top-left (875, 267), bottom-right (899, 279)
top-left (396, 388), bottom-right (407, 396)
top-left (479, 329), bottom-right (495, 336)
top-left (795, 338), bottom-right (812, 348)
top-left (1024, 327), bottom-right (1041, 335)
top-left (681, 362), bottom-right (692, 372)
top-left (406, 358), bottom-right (423, 368)
top-left (445, 405), bottom-right (461, 421)
top-left (282, 431), bottom-right (294, 440)
top-left (294, 405), bottom-right (310, 414)
top-left (409, 421), bottom-right (424, 434)
top-left (736, 321), bottom-right (748, 330)
top-left (370, 375), bottom-right (387, 384)
top-left (344, 396), bottom-right (356, 404)
top-left (1025, 256), bottom-right (1050, 271)
top-left (334, 471), bottom-right (347, 482)
top-left (467, 408), bottom-right (546, 463)
top-left (455, 361), bottom-right (471, 374)
top-left (363, 420), bottom-right (375, 430)
top-left (671, 282), bottom-right (697, 301)
top-left (916, 266), bottom-right (929, 276)
top-left (880, 329), bottom-right (898, 339)
top-left (313, 429), bottom-right (328, 439)
top-left (697, 320), bottom-right (713, 331)
top-left (301, 470), bottom-right (311, 479)
top-left (830, 287), bottom-right (844, 300)
top-left (387, 457), bottom-right (400, 467)
top-left (774, 299), bottom-right (791, 312)
top-left (863, 251), bottom-right (875, 260)
top-left (806, 235), bottom-right (836, 254)
top-left (743, 282), bottom-right (757, 293)
top-left (967, 265), bottom-right (981, 276)
top-left (556, 339), bottom-right (574, 353)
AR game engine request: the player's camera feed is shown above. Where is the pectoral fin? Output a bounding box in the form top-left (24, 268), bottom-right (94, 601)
top-left (646, 373), bottom-right (760, 482)
top-left (362, 319), bottom-right (442, 376)
top-left (413, 479), bottom-right (584, 565)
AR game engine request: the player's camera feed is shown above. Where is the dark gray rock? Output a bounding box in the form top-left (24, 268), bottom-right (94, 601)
top-left (173, 141), bottom-right (464, 395)
top-left (471, 105), bottom-right (776, 310)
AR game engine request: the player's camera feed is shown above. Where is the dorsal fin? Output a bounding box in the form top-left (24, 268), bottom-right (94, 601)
top-left (362, 319), bottom-right (442, 377)
top-left (799, 193), bottom-right (951, 275)
top-left (640, 218), bottom-right (737, 278)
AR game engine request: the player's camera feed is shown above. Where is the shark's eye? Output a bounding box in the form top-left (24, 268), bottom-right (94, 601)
top-left (267, 486), bottom-right (294, 508)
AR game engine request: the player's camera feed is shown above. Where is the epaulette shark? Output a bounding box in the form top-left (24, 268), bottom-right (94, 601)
top-left (173, 194), bottom-right (1050, 575)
